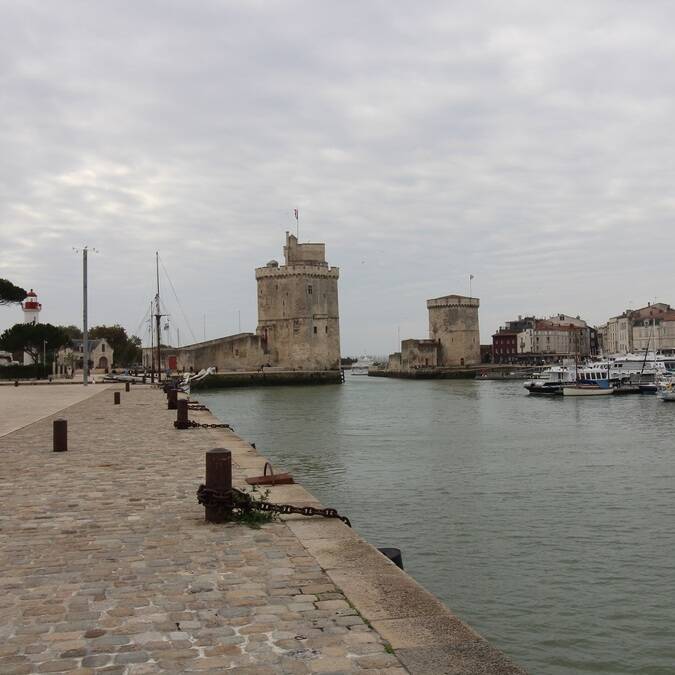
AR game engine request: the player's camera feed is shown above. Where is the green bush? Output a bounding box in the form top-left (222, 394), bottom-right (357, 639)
top-left (0, 364), bottom-right (48, 380)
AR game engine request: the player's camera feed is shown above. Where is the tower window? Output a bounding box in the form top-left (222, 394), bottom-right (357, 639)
top-left (308, 285), bottom-right (313, 295)
top-left (313, 326), bottom-right (317, 334)
top-left (325, 326), bottom-right (328, 334)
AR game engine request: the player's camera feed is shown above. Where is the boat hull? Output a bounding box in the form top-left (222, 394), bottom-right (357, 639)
top-left (563, 386), bottom-right (613, 396)
top-left (524, 384), bottom-right (563, 395)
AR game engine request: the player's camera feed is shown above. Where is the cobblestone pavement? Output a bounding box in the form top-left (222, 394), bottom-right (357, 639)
top-left (0, 387), bottom-right (407, 674)
top-left (0, 383), bottom-right (110, 437)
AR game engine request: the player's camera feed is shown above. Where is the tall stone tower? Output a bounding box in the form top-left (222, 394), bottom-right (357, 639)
top-left (255, 233), bottom-right (340, 370)
top-left (427, 294), bottom-right (480, 367)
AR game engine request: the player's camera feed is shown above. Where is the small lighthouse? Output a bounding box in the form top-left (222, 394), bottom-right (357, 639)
top-left (22, 290), bottom-right (42, 365)
top-left (22, 289), bottom-right (42, 325)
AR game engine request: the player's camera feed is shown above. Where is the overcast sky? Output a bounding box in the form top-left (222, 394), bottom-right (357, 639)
top-left (2, 1), bottom-right (674, 355)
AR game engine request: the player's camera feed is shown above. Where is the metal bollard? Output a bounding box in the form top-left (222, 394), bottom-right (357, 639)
top-left (125, 382), bottom-right (130, 392)
top-left (53, 419), bottom-right (68, 452)
top-left (174, 399), bottom-right (188, 429)
top-left (204, 448), bottom-right (232, 522)
top-left (167, 388), bottom-right (178, 410)
top-left (114, 391), bottom-right (121, 405)
top-left (378, 547), bottom-right (404, 570)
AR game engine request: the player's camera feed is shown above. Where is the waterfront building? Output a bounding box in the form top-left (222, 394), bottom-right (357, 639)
top-left (56, 338), bottom-right (114, 376)
top-left (146, 232), bottom-right (341, 373)
top-left (492, 313), bottom-right (594, 364)
top-left (602, 302), bottom-right (675, 354)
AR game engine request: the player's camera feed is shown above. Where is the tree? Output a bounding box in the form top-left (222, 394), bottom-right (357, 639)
top-left (0, 323), bottom-right (71, 364)
top-left (89, 324), bottom-right (142, 366)
top-left (0, 279), bottom-right (27, 306)
top-left (59, 325), bottom-right (83, 340)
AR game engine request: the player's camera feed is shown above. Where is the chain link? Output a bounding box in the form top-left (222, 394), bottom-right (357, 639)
top-left (186, 420), bottom-right (232, 429)
top-left (197, 485), bottom-right (351, 527)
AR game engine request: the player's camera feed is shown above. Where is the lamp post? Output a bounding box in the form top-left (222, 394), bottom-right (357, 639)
top-left (73, 246), bottom-right (98, 386)
top-left (43, 340), bottom-right (47, 379)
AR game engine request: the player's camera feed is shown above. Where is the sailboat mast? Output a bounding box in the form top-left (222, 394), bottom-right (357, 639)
top-left (149, 301), bottom-right (155, 384)
top-left (155, 251), bottom-right (162, 383)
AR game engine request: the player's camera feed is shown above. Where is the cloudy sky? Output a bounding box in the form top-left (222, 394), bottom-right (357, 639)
top-left (2, 1), bottom-right (674, 355)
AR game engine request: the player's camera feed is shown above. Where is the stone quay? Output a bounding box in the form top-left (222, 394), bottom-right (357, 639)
top-left (0, 384), bottom-right (526, 674)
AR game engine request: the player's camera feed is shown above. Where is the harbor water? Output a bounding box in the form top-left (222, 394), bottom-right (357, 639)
top-left (199, 377), bottom-right (675, 675)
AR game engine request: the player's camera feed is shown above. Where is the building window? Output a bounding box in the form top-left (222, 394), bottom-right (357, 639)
top-left (325, 326), bottom-right (328, 334)
top-left (308, 285), bottom-right (313, 295)
top-left (313, 326), bottom-right (317, 334)
top-left (101, 344), bottom-right (105, 352)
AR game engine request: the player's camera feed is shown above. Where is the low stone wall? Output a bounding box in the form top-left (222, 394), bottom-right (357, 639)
top-left (193, 369), bottom-right (343, 389)
top-left (369, 368), bottom-right (477, 380)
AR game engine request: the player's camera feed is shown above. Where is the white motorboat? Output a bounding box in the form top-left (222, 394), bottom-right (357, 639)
top-left (350, 357), bottom-right (373, 376)
top-left (524, 365), bottom-right (574, 395)
top-left (656, 375), bottom-right (675, 401)
top-left (563, 383), bottom-right (614, 396)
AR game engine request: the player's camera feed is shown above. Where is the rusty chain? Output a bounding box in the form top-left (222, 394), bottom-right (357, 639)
top-left (196, 485), bottom-right (351, 527)
top-left (184, 420), bottom-right (232, 429)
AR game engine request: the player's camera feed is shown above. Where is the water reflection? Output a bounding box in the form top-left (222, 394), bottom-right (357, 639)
top-left (201, 377), bottom-right (675, 675)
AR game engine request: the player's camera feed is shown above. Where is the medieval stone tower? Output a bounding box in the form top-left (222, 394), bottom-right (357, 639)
top-left (427, 294), bottom-right (480, 367)
top-left (255, 233), bottom-right (340, 370)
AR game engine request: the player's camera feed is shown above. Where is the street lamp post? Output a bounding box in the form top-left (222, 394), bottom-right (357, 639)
top-left (83, 246), bottom-right (88, 386)
top-left (73, 246), bottom-right (97, 387)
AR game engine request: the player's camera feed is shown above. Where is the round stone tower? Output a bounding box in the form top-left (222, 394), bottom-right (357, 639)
top-left (255, 233), bottom-right (340, 370)
top-left (427, 294), bottom-right (480, 367)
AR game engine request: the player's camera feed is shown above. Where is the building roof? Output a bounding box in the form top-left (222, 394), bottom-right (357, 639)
top-left (68, 339), bottom-right (109, 350)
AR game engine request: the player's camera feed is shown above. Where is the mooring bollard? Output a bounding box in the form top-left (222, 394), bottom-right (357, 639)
top-left (167, 388), bottom-right (178, 410)
top-left (114, 391), bottom-right (121, 405)
top-left (53, 419), bottom-right (68, 452)
top-left (378, 547), bottom-right (404, 570)
top-left (174, 399), bottom-right (188, 429)
top-left (204, 448), bottom-right (232, 523)
top-left (125, 382), bottom-right (130, 392)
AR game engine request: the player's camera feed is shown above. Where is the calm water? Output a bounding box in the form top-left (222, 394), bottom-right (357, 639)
top-left (199, 377), bottom-right (675, 675)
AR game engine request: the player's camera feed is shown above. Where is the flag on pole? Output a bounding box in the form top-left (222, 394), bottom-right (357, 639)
top-left (470, 274), bottom-right (474, 280)
top-left (294, 208), bottom-right (298, 220)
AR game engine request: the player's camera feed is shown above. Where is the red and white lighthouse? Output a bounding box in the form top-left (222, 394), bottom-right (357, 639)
top-left (21, 289), bottom-right (42, 365)
top-left (22, 289), bottom-right (42, 325)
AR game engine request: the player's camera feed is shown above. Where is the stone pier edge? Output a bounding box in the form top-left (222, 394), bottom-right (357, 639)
top-left (190, 392), bottom-right (527, 674)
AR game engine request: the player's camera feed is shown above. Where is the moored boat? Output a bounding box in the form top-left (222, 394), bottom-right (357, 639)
top-left (656, 375), bottom-right (675, 401)
top-left (563, 383), bottom-right (614, 396)
top-left (524, 364), bottom-right (574, 395)
top-left (350, 356), bottom-right (373, 376)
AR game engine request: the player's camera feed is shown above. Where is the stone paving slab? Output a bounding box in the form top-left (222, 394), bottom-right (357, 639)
top-left (0, 386), bottom-right (407, 674)
top-left (0, 383), bottom-right (111, 437)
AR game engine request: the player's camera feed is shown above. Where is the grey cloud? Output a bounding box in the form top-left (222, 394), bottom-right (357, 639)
top-left (2, 1), bottom-right (675, 352)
